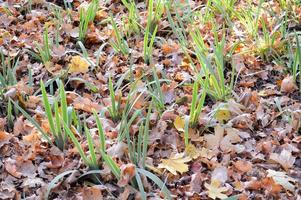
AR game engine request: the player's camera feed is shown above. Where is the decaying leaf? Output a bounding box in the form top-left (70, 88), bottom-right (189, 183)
top-left (68, 56), bottom-right (90, 73)
top-left (158, 153), bottom-right (191, 175)
top-left (205, 179), bottom-right (228, 199)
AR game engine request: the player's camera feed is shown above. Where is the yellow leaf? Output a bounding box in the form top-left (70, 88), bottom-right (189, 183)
top-left (174, 116), bottom-right (185, 132)
top-left (215, 108), bottom-right (231, 122)
top-left (68, 56), bottom-right (89, 73)
top-left (158, 153), bottom-right (191, 175)
top-left (185, 143), bottom-right (200, 159)
top-left (205, 179), bottom-right (228, 199)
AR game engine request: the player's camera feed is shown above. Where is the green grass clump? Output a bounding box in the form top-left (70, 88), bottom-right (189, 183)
top-left (110, 16), bottom-right (129, 55)
top-left (79, 0), bottom-right (99, 42)
top-left (36, 26), bottom-right (51, 64)
top-left (143, 0), bottom-right (164, 64)
top-left (14, 81), bottom-right (74, 150)
top-left (121, 0), bottom-right (140, 36)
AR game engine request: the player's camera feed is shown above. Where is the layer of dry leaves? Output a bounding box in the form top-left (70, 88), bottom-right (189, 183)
top-left (1, 0), bottom-right (301, 200)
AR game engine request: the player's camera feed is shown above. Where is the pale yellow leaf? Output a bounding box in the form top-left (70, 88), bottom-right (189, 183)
top-left (215, 107), bottom-right (231, 122)
top-left (68, 56), bottom-right (89, 73)
top-left (205, 179), bottom-right (228, 199)
top-left (185, 143), bottom-right (200, 159)
top-left (158, 153), bottom-right (191, 175)
top-left (267, 169), bottom-right (296, 192)
top-left (174, 115), bottom-right (185, 132)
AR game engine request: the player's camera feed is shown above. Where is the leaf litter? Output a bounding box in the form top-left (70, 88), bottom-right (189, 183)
top-left (0, 0), bottom-right (301, 199)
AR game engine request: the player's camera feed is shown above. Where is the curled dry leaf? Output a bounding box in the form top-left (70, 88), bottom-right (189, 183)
top-left (68, 56), bottom-right (90, 73)
top-left (4, 158), bottom-right (22, 178)
top-left (118, 164), bottom-right (136, 187)
top-left (234, 160), bottom-right (252, 173)
top-left (81, 185), bottom-right (103, 200)
top-left (0, 131), bottom-right (11, 148)
top-left (73, 96), bottom-right (102, 113)
top-left (280, 76), bottom-right (297, 93)
top-left (158, 153), bottom-right (191, 175)
top-left (204, 125), bottom-right (224, 151)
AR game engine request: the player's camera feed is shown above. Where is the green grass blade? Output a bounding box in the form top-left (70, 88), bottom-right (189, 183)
top-left (12, 100), bottom-right (53, 145)
top-left (137, 168), bottom-right (171, 200)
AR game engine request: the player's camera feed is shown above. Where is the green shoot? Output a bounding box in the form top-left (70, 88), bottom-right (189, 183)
top-left (63, 121), bottom-right (99, 169)
top-left (143, 0), bottom-right (163, 64)
top-left (35, 26), bottom-right (51, 64)
top-left (107, 75), bottom-right (121, 122)
top-left (79, 0), bottom-right (99, 42)
top-left (110, 15), bottom-right (129, 55)
top-left (121, 0), bottom-right (140, 36)
top-left (189, 77), bottom-right (207, 126)
top-left (0, 50), bottom-right (18, 88)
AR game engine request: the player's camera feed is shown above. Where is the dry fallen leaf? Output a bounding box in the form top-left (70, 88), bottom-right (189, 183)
top-left (68, 56), bottom-right (90, 73)
top-left (185, 143), bottom-right (200, 159)
top-left (118, 164), bottom-right (136, 187)
top-left (174, 115), bottom-right (185, 132)
top-left (267, 169), bottom-right (296, 192)
top-left (81, 185), bottom-right (103, 200)
top-left (158, 153), bottom-right (191, 175)
top-left (270, 149), bottom-right (295, 170)
top-left (205, 179), bottom-right (228, 200)
top-left (215, 107), bottom-right (231, 122)
top-left (234, 160), bottom-right (252, 173)
top-left (0, 131), bottom-right (11, 148)
top-left (204, 125), bottom-right (224, 151)
top-left (280, 76), bottom-right (297, 93)
top-left (261, 177), bottom-right (282, 195)
top-left (211, 166), bottom-right (228, 184)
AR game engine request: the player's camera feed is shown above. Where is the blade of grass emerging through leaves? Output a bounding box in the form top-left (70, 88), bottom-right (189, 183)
top-left (12, 100), bottom-right (53, 145)
top-left (41, 80), bottom-right (56, 137)
top-left (190, 76), bottom-right (207, 126)
top-left (93, 110), bottom-right (106, 153)
top-left (137, 168), bottom-right (172, 200)
top-left (108, 75), bottom-right (119, 122)
top-left (62, 121), bottom-right (92, 168)
top-left (45, 170), bottom-right (77, 199)
top-left (84, 124), bottom-right (98, 170)
top-left (101, 150), bottom-right (121, 179)
top-left (295, 32), bottom-right (301, 91)
top-left (135, 171), bottom-right (147, 200)
top-left (110, 15), bottom-right (129, 55)
top-left (142, 101), bottom-right (152, 168)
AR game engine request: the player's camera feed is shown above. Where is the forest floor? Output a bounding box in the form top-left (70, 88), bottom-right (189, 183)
top-left (1, 0), bottom-right (301, 199)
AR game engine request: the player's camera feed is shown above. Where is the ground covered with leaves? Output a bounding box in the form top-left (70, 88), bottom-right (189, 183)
top-left (1, 0), bottom-right (301, 199)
